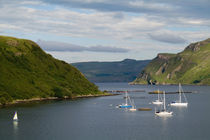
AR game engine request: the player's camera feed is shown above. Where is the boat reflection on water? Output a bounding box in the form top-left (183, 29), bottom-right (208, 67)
top-left (13, 112), bottom-right (19, 137)
top-left (13, 120), bottom-right (18, 135)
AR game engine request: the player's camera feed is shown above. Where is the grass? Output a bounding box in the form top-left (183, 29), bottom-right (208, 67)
top-left (0, 35), bottom-right (101, 105)
top-left (134, 38), bottom-right (210, 85)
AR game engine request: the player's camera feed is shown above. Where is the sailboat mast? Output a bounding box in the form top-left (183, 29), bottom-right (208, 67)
top-left (179, 83), bottom-right (182, 103)
top-left (125, 91), bottom-right (128, 105)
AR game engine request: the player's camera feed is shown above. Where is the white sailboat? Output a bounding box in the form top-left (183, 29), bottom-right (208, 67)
top-left (129, 99), bottom-right (137, 111)
top-left (152, 89), bottom-right (163, 105)
top-left (155, 91), bottom-right (173, 116)
top-left (13, 111), bottom-right (18, 121)
top-left (170, 83), bottom-right (188, 107)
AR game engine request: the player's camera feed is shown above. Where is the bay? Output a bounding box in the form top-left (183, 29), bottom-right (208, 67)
top-left (0, 83), bottom-right (210, 140)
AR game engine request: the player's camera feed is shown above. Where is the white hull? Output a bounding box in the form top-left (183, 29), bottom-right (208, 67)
top-left (155, 111), bottom-right (173, 116)
top-left (170, 102), bottom-right (188, 106)
top-left (152, 100), bottom-right (163, 105)
top-left (155, 91), bottom-right (173, 117)
top-left (129, 108), bottom-right (136, 111)
top-left (152, 89), bottom-right (163, 105)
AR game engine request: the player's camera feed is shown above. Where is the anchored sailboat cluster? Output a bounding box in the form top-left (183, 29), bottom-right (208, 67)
top-left (153, 83), bottom-right (188, 117)
top-left (117, 83), bottom-right (189, 117)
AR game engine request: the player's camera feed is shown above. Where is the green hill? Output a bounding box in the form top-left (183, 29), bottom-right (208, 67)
top-left (132, 38), bottom-right (210, 85)
top-left (72, 59), bottom-right (150, 82)
top-left (0, 36), bottom-right (100, 105)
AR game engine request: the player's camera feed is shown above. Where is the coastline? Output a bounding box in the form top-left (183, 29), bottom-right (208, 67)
top-left (0, 93), bottom-right (118, 107)
top-left (129, 82), bottom-right (210, 86)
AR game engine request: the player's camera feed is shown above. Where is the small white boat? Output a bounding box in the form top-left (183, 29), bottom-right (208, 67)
top-left (152, 89), bottom-right (163, 105)
top-left (155, 91), bottom-right (173, 116)
top-left (129, 108), bottom-right (137, 111)
top-left (170, 83), bottom-right (188, 107)
top-left (13, 111), bottom-right (18, 121)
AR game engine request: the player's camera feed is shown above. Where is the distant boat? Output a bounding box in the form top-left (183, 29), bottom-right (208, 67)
top-left (129, 99), bottom-right (137, 111)
top-left (118, 91), bottom-right (132, 108)
top-left (152, 89), bottom-right (163, 105)
top-left (13, 111), bottom-right (18, 121)
top-left (138, 108), bottom-right (152, 111)
top-left (155, 91), bottom-right (173, 116)
top-left (170, 83), bottom-right (188, 107)
top-left (148, 90), bottom-right (164, 94)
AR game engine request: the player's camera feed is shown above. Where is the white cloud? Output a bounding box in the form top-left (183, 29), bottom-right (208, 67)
top-left (176, 17), bottom-right (210, 26)
top-left (129, 1), bottom-right (177, 12)
top-left (0, 3), bottom-right (165, 41)
top-left (37, 40), bottom-right (129, 53)
top-left (148, 31), bottom-right (186, 44)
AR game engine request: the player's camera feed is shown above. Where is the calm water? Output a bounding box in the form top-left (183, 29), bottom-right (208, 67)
top-left (0, 83), bottom-right (210, 140)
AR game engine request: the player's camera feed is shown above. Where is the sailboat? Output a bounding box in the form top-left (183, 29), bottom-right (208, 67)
top-left (170, 83), bottom-right (188, 107)
top-left (118, 91), bottom-right (132, 108)
top-left (13, 111), bottom-right (18, 121)
top-left (155, 91), bottom-right (173, 116)
top-left (129, 99), bottom-right (137, 111)
top-left (152, 89), bottom-right (163, 105)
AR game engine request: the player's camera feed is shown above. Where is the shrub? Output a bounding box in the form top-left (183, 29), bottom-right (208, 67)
top-left (0, 91), bottom-right (13, 105)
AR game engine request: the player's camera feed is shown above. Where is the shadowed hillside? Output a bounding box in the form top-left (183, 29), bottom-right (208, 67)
top-left (72, 59), bottom-right (150, 82)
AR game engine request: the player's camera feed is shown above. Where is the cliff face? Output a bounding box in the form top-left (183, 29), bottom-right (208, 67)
top-left (185, 38), bottom-right (210, 52)
top-left (132, 38), bottom-right (210, 85)
top-left (0, 36), bottom-right (100, 104)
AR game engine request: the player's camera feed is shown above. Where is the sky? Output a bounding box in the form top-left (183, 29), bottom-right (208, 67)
top-left (0, 0), bottom-right (210, 63)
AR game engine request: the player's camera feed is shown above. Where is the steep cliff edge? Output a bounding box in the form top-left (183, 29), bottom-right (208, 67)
top-left (132, 38), bottom-right (210, 85)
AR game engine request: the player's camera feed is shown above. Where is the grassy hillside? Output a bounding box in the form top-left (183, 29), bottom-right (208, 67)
top-left (72, 59), bottom-right (150, 82)
top-left (0, 36), bottom-right (100, 105)
top-left (132, 38), bottom-right (210, 85)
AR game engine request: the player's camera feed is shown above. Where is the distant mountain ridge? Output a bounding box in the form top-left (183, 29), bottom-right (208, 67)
top-left (132, 38), bottom-right (210, 85)
top-left (72, 59), bottom-right (151, 82)
top-left (0, 36), bottom-right (100, 105)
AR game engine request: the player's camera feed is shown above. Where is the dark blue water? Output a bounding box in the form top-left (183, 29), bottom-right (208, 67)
top-left (0, 83), bottom-right (210, 140)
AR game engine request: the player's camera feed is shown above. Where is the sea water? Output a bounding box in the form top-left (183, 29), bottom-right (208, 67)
top-left (0, 83), bottom-right (210, 140)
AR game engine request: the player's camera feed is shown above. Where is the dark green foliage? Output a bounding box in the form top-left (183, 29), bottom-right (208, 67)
top-left (0, 36), bottom-right (100, 103)
top-left (53, 87), bottom-right (64, 98)
top-left (0, 91), bottom-right (13, 105)
top-left (72, 59), bottom-right (151, 82)
top-left (193, 80), bottom-right (201, 84)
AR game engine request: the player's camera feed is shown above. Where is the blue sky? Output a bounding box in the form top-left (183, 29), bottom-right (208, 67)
top-left (0, 0), bottom-right (210, 62)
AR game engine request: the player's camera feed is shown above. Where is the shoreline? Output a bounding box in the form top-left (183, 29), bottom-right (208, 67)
top-left (0, 93), bottom-right (119, 107)
top-left (129, 83), bottom-right (210, 86)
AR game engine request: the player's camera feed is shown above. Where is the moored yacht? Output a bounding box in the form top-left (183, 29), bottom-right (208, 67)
top-left (170, 83), bottom-right (188, 107)
top-left (155, 91), bottom-right (173, 116)
top-left (152, 89), bottom-right (163, 105)
top-left (118, 91), bottom-right (132, 108)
